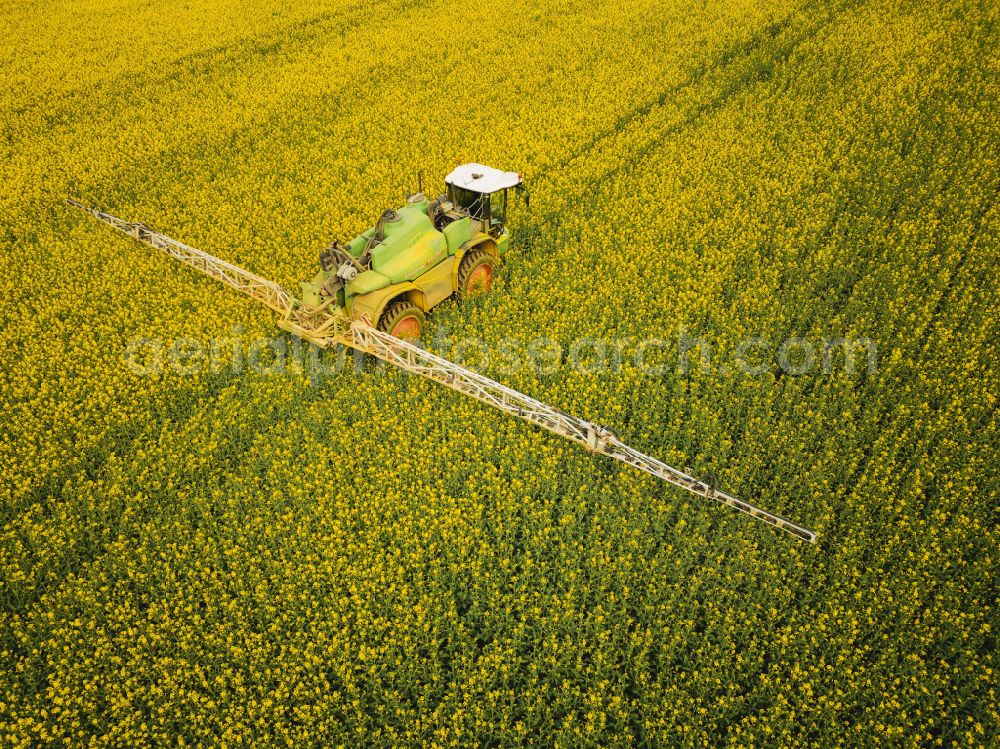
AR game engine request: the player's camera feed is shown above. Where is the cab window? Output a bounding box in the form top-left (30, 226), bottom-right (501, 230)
top-left (449, 186), bottom-right (488, 219)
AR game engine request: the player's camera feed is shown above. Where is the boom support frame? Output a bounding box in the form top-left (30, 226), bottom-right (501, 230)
top-left (67, 199), bottom-right (817, 543)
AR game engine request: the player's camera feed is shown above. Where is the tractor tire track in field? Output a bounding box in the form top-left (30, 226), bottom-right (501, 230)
top-left (772, 16), bottom-right (1000, 464)
top-left (0, 366), bottom-right (242, 528)
top-left (0, 356), bottom-right (357, 625)
top-left (2, 0), bottom-right (423, 143)
top-left (538, 0), bottom-right (852, 211)
top-left (0, 372), bottom-right (244, 619)
top-left (530, 4), bottom-right (803, 186)
top-left (515, 0), bottom-right (854, 265)
top-left (620, 4), bottom-right (999, 552)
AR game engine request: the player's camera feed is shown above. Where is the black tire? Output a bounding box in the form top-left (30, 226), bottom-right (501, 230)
top-left (377, 300), bottom-right (425, 340)
top-left (456, 250), bottom-right (496, 302)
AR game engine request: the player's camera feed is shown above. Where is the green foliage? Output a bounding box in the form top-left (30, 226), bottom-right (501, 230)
top-left (0, 0), bottom-right (996, 745)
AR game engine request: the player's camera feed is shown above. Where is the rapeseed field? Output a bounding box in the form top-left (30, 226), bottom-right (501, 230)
top-left (1, 0), bottom-right (996, 745)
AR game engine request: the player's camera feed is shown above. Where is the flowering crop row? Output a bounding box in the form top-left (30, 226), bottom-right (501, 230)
top-left (1, 0), bottom-right (996, 745)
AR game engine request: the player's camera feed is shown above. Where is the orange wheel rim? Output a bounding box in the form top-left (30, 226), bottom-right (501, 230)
top-left (391, 315), bottom-right (422, 340)
top-left (466, 264), bottom-right (494, 295)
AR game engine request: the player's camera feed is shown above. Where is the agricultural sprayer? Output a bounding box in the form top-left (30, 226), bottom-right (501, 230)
top-left (67, 164), bottom-right (816, 542)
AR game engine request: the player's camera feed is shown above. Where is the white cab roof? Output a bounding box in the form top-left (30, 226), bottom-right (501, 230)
top-left (445, 163), bottom-right (521, 193)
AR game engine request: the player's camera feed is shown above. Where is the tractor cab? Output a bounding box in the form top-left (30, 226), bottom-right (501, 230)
top-left (444, 163), bottom-right (523, 237)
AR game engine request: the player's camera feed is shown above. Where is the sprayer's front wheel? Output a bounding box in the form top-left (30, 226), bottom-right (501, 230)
top-left (378, 300), bottom-right (425, 341)
top-left (456, 250), bottom-right (495, 301)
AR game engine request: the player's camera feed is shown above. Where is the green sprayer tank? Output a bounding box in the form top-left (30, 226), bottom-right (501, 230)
top-left (298, 163), bottom-right (526, 339)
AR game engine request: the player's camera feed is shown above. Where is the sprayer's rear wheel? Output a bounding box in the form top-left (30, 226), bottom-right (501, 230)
top-left (378, 300), bottom-right (425, 341)
top-left (457, 250), bottom-right (495, 301)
